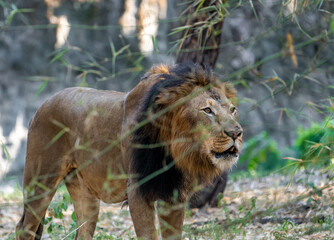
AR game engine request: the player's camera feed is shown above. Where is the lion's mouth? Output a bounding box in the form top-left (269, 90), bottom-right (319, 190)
top-left (211, 145), bottom-right (239, 159)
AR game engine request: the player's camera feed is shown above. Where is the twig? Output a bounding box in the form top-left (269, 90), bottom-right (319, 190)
top-left (60, 221), bottom-right (87, 240)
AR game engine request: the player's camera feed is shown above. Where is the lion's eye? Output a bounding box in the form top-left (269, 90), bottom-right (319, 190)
top-left (203, 107), bottom-right (214, 115)
top-left (230, 106), bottom-right (236, 114)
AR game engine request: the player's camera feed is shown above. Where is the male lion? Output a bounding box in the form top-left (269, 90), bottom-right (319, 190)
top-left (16, 63), bottom-right (242, 240)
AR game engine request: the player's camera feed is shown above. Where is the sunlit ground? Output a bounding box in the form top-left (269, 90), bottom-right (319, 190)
top-left (1, 169), bottom-right (333, 239)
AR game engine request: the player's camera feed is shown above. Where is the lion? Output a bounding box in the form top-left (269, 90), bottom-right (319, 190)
top-left (16, 63), bottom-right (243, 240)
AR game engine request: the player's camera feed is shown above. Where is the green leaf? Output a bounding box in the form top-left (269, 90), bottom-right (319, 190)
top-left (330, 17), bottom-right (334, 33)
top-left (168, 26), bottom-right (190, 36)
top-left (251, 196), bottom-right (257, 209)
top-left (47, 223), bottom-right (55, 233)
top-left (0, 1), bottom-right (6, 9)
top-left (249, 0), bottom-right (258, 20)
top-left (313, 186), bottom-right (323, 197)
top-left (115, 44), bottom-right (130, 56)
top-left (61, 202), bottom-right (68, 211)
top-left (195, 0), bottom-right (206, 12)
top-left (6, 9), bottom-right (17, 25)
top-left (1, 142), bottom-right (11, 161)
top-left (217, 193), bottom-right (224, 207)
top-left (35, 80), bottom-right (48, 96)
top-left (71, 211), bottom-right (77, 222)
top-left (152, 36), bottom-right (159, 53)
top-left (46, 127), bottom-right (69, 148)
top-left (55, 206), bottom-right (64, 219)
top-left (198, 5), bottom-right (217, 13)
top-left (5, 7), bottom-right (33, 25)
top-left (49, 48), bottom-right (69, 64)
top-left (42, 216), bottom-right (53, 225)
top-left (323, 164), bottom-right (334, 173)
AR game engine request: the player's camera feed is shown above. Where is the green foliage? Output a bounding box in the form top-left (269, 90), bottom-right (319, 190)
top-left (0, 1), bottom-right (33, 26)
top-left (239, 131), bottom-right (282, 174)
top-left (95, 233), bottom-right (122, 240)
top-left (280, 220), bottom-right (294, 233)
top-left (238, 117), bottom-right (334, 175)
top-left (330, 16), bottom-right (334, 33)
top-left (41, 190), bottom-right (76, 239)
top-left (1, 0), bottom-right (333, 239)
top-left (294, 118), bottom-right (334, 166)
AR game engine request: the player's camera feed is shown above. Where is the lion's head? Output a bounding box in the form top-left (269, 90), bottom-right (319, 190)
top-left (131, 63), bottom-right (242, 202)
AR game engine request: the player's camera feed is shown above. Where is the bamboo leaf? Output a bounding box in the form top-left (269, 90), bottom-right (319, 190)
top-left (46, 128), bottom-right (69, 148)
top-left (116, 44), bottom-right (130, 56)
top-left (329, 99), bottom-right (334, 112)
top-left (1, 142), bottom-right (11, 161)
top-left (283, 157), bottom-right (303, 162)
top-left (330, 17), bottom-right (334, 33)
top-left (168, 26), bottom-right (190, 36)
top-left (195, 0), bottom-right (206, 12)
top-left (152, 36), bottom-right (159, 53)
top-left (286, 33), bottom-right (298, 67)
top-left (109, 40), bottom-right (116, 56)
top-left (35, 81), bottom-right (48, 96)
top-left (6, 8), bottom-right (17, 25)
top-left (49, 48), bottom-right (69, 64)
top-left (287, 164), bottom-right (299, 188)
top-left (249, 0), bottom-right (258, 20)
top-left (323, 164), bottom-right (334, 173)
top-left (294, 15), bottom-right (312, 39)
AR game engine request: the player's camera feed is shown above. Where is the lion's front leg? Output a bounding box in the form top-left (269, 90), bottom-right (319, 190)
top-left (128, 188), bottom-right (158, 240)
top-left (157, 201), bottom-right (185, 240)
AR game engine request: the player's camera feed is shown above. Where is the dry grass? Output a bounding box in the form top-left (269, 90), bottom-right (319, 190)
top-left (1, 169), bottom-right (333, 239)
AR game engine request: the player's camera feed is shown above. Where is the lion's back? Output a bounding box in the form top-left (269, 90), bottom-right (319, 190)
top-left (28, 87), bottom-right (126, 152)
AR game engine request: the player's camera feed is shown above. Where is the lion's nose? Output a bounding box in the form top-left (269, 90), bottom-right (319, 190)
top-left (224, 127), bottom-right (243, 140)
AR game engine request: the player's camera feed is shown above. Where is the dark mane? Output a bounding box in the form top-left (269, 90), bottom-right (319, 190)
top-left (131, 63), bottom-right (216, 202)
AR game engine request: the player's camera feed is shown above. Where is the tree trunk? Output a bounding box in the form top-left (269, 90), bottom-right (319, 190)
top-left (176, 0), bottom-right (225, 68)
top-left (176, 0), bottom-right (228, 208)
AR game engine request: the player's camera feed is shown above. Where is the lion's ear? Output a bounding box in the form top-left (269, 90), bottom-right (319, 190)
top-left (150, 64), bottom-right (171, 75)
top-left (223, 83), bottom-right (238, 106)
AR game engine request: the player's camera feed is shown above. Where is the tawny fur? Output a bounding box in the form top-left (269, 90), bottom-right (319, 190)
top-left (16, 63), bottom-right (242, 240)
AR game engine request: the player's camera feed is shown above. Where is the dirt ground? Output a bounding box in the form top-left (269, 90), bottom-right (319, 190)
top-left (1, 170), bottom-right (333, 239)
